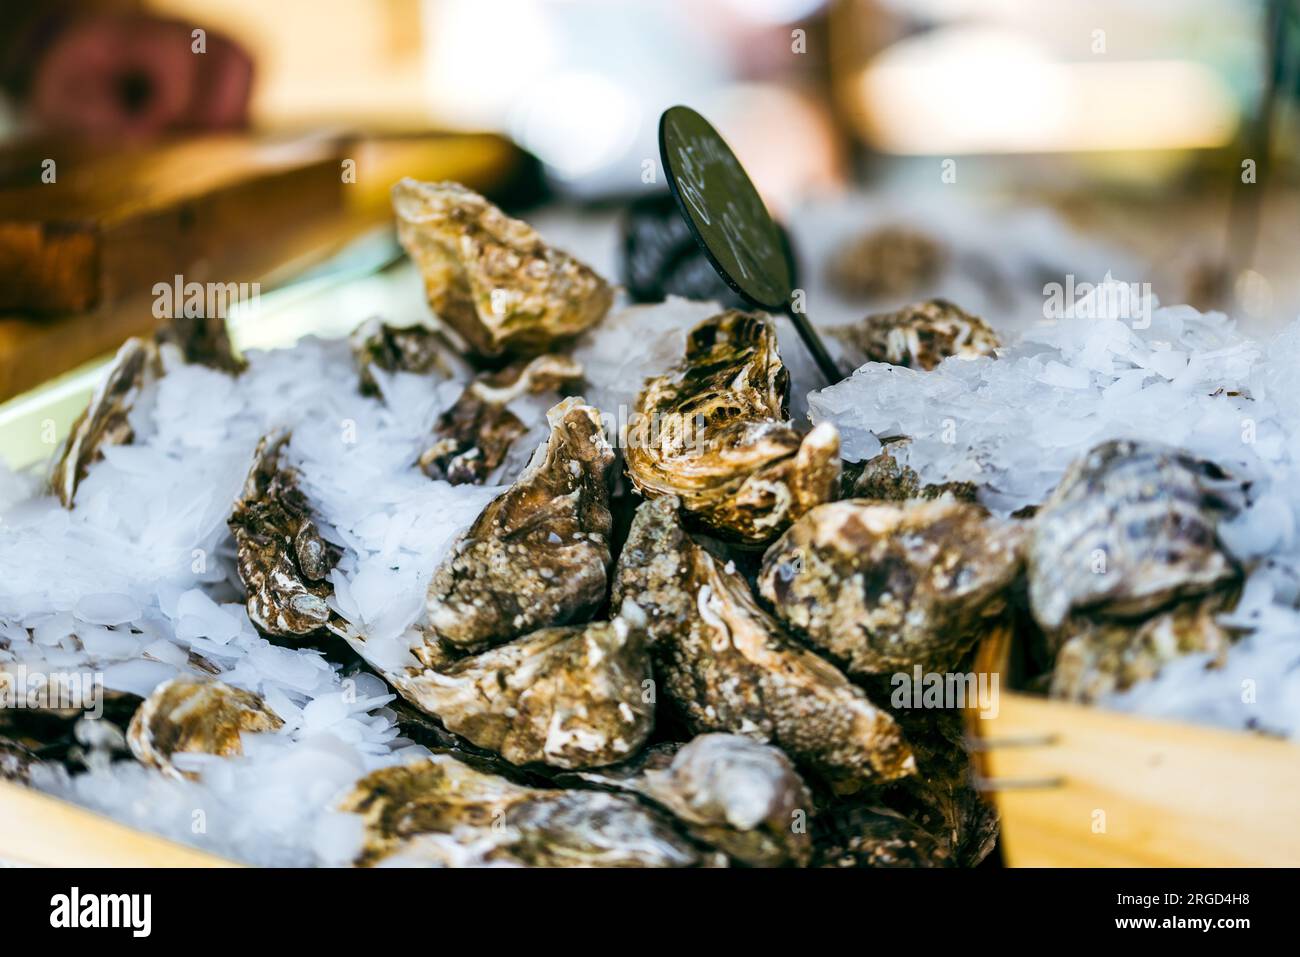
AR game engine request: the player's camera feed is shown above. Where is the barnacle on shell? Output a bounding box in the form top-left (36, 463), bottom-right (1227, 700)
top-left (334, 755), bottom-right (713, 867)
top-left (393, 179), bottom-right (613, 360)
top-left (613, 495), bottom-right (914, 791)
top-left (758, 499), bottom-right (1025, 675)
top-left (625, 310), bottom-right (840, 545)
top-left (1027, 439), bottom-right (1243, 632)
top-left (419, 354), bottom-right (583, 485)
top-left (394, 611), bottom-right (654, 770)
top-left (830, 299), bottom-right (999, 371)
top-left (127, 677), bottom-right (283, 781)
top-left (48, 337), bottom-right (162, 508)
top-left (422, 397), bottom-right (615, 656)
top-left (228, 432), bottom-right (344, 637)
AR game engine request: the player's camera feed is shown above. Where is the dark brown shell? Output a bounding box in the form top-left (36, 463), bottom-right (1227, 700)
top-left (393, 179), bottom-right (613, 360)
top-left (395, 613), bottom-right (654, 769)
top-left (350, 318), bottom-right (455, 396)
top-left (155, 314), bottom-right (245, 373)
top-left (422, 397), bottom-right (615, 656)
top-left (830, 299), bottom-right (999, 371)
top-left (842, 440), bottom-right (979, 503)
top-left (1028, 439), bottom-right (1243, 631)
top-left (625, 310), bottom-right (840, 545)
top-left (419, 354), bottom-right (582, 485)
top-left (758, 499), bottom-right (1025, 675)
top-left (612, 495), bottom-right (914, 791)
top-left (228, 432), bottom-right (344, 637)
top-left (127, 677), bottom-right (283, 780)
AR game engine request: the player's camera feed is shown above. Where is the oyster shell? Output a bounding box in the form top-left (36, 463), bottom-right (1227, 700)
top-left (1028, 439), bottom-right (1243, 632)
top-left (825, 225), bottom-right (945, 300)
top-left (576, 733), bottom-right (813, 867)
top-left (395, 612), bottom-right (654, 769)
top-left (612, 495), bottom-right (914, 790)
top-left (842, 441), bottom-right (978, 502)
top-left (48, 337), bottom-right (161, 507)
top-left (419, 354), bottom-right (583, 485)
top-left (392, 179), bottom-right (613, 360)
top-left (830, 299), bottom-right (999, 371)
top-left (423, 397), bottom-right (615, 656)
top-left (812, 803), bottom-right (952, 868)
top-left (758, 499), bottom-right (1026, 675)
top-left (1049, 590), bottom-right (1238, 703)
top-left (334, 755), bottom-right (712, 867)
top-left (127, 677), bottom-right (283, 780)
top-left (155, 314), bottom-right (244, 373)
top-left (228, 432), bottom-right (343, 637)
top-left (625, 310), bottom-right (841, 545)
top-left (350, 317), bottom-right (456, 396)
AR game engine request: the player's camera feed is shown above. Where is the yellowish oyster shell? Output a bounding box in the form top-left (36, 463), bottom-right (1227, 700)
top-left (392, 179), bottom-right (613, 360)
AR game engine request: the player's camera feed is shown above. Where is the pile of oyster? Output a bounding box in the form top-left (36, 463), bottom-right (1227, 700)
top-left (13, 181), bottom-right (1250, 869)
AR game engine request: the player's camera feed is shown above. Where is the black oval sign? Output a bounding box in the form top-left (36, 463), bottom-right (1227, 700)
top-left (659, 105), bottom-right (793, 311)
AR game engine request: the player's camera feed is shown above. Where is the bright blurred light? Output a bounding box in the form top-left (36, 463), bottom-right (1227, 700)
top-left (508, 72), bottom-right (642, 178)
top-left (422, 0), bottom-right (557, 126)
top-left (858, 27), bottom-right (1238, 154)
top-left (715, 0), bottom-right (826, 25)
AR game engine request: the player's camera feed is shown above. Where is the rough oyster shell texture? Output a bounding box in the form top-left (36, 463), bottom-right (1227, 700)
top-left (127, 678), bottom-right (283, 781)
top-left (393, 179), bottom-right (613, 360)
top-left (1028, 439), bottom-right (1243, 632)
top-left (419, 354), bottom-right (583, 485)
top-left (155, 314), bottom-right (245, 374)
top-left (335, 755), bottom-right (711, 868)
top-left (759, 499), bottom-right (1026, 675)
top-left (613, 495), bottom-right (914, 790)
top-left (422, 397), bottom-right (615, 657)
top-left (576, 733), bottom-right (813, 867)
top-left (830, 298), bottom-right (999, 371)
top-left (825, 225), bottom-right (945, 300)
top-left (48, 337), bottom-right (161, 507)
top-left (625, 310), bottom-right (840, 545)
top-left (843, 440), bottom-right (978, 503)
top-left (228, 432), bottom-right (343, 637)
top-left (350, 317), bottom-right (455, 396)
top-left (395, 612), bottom-right (654, 769)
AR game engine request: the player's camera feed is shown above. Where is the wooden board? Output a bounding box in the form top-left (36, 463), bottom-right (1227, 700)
top-left (0, 780), bottom-right (238, 868)
top-left (970, 692), bottom-right (1300, 867)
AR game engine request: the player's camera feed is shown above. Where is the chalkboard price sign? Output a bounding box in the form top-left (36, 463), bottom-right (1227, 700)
top-left (658, 105), bottom-right (840, 384)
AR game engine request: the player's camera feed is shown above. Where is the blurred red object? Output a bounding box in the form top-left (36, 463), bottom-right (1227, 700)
top-left (29, 15), bottom-right (253, 137)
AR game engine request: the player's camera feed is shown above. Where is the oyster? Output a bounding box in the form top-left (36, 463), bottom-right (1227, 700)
top-left (830, 299), bottom-right (999, 371)
top-left (1027, 439), bottom-right (1243, 632)
top-left (825, 225), bottom-right (944, 300)
top-left (613, 495), bottom-right (914, 790)
top-left (228, 432), bottom-right (343, 637)
top-left (842, 440), bottom-right (978, 503)
top-left (127, 677), bottom-right (283, 780)
top-left (334, 755), bottom-right (712, 867)
top-left (350, 317), bottom-right (456, 396)
top-left (155, 314), bottom-right (244, 373)
top-left (392, 179), bottom-right (613, 360)
top-left (576, 733), bottom-right (813, 867)
top-left (419, 354), bottom-right (583, 485)
top-left (48, 337), bottom-right (161, 507)
top-left (625, 310), bottom-right (841, 545)
top-left (395, 612), bottom-right (654, 769)
top-left (423, 397), bottom-right (615, 656)
top-left (1049, 590), bottom-right (1238, 703)
top-left (812, 803), bottom-right (952, 868)
top-left (758, 500), bottom-right (1025, 675)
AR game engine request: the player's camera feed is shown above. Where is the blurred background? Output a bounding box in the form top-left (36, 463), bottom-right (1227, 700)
top-left (0, 0), bottom-right (1297, 400)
